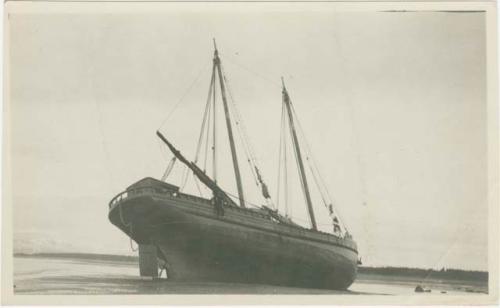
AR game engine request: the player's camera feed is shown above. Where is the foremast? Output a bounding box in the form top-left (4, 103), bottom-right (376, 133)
top-left (281, 78), bottom-right (318, 230)
top-left (158, 41), bottom-right (246, 208)
top-left (213, 40), bottom-right (246, 208)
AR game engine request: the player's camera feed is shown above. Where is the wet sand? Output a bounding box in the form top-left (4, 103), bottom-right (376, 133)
top-left (13, 254), bottom-right (487, 295)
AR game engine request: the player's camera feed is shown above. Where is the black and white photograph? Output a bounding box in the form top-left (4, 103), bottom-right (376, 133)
top-left (1, 0), bottom-right (498, 305)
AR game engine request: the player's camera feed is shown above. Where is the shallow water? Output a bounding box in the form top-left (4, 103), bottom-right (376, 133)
top-left (13, 255), bottom-right (486, 295)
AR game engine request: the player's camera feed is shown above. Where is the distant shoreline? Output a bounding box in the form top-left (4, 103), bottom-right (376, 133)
top-left (358, 265), bottom-right (488, 284)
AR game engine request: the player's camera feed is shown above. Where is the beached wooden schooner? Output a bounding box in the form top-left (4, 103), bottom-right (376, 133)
top-left (108, 41), bottom-right (358, 290)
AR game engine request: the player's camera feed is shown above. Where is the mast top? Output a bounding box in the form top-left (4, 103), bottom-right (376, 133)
top-left (281, 77), bottom-right (290, 100)
top-left (213, 38), bottom-right (220, 62)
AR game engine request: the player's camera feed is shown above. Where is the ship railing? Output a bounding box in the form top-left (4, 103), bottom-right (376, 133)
top-left (108, 187), bottom-right (162, 208)
top-left (108, 187), bottom-right (357, 251)
top-left (108, 185), bottom-right (211, 209)
top-left (109, 190), bottom-right (129, 208)
top-left (176, 192), bottom-right (212, 205)
top-left (268, 220), bottom-right (356, 249)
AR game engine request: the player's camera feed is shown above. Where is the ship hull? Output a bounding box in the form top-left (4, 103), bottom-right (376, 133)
top-left (109, 186), bottom-right (357, 290)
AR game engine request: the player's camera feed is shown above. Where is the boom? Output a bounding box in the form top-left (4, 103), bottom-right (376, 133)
top-left (156, 131), bottom-right (237, 208)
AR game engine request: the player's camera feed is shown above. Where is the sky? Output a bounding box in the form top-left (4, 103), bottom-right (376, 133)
top-left (7, 4), bottom-right (487, 270)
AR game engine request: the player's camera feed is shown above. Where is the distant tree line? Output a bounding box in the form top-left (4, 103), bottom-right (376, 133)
top-left (358, 266), bottom-right (488, 282)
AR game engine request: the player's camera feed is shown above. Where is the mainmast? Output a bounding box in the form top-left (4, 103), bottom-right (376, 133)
top-left (213, 40), bottom-right (246, 208)
top-left (281, 78), bottom-right (317, 230)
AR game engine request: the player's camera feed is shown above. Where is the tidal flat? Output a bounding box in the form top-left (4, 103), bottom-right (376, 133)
top-left (13, 253), bottom-right (487, 295)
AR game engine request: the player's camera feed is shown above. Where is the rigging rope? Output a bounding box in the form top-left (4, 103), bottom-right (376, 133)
top-left (276, 101), bottom-right (290, 217)
top-left (156, 62), bottom-right (212, 197)
top-left (221, 69), bottom-right (259, 184)
top-left (180, 165), bottom-right (190, 192)
top-left (286, 101), bottom-right (313, 228)
top-left (181, 63), bottom-right (217, 198)
top-left (212, 68), bottom-right (218, 182)
top-left (290, 103), bottom-right (331, 203)
top-left (157, 62), bottom-right (211, 131)
top-left (288, 100), bottom-right (350, 234)
top-left (118, 203), bottom-right (138, 252)
top-left (284, 113), bottom-right (289, 217)
top-left (223, 189), bottom-right (338, 229)
top-left (128, 225), bottom-right (138, 252)
top-left (161, 157), bottom-right (177, 181)
top-left (331, 20), bottom-right (365, 235)
top-left (194, 67), bottom-right (215, 164)
top-left (218, 51), bottom-right (282, 89)
top-left (203, 102), bottom-right (212, 172)
top-left (193, 176), bottom-right (204, 198)
top-left (220, 65), bottom-right (273, 205)
top-left (222, 190), bottom-right (262, 210)
top-left (276, 104), bottom-right (284, 213)
top-left (201, 68), bottom-right (215, 172)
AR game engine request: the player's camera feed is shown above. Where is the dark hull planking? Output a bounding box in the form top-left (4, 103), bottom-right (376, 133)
top-left (109, 180), bottom-right (358, 290)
